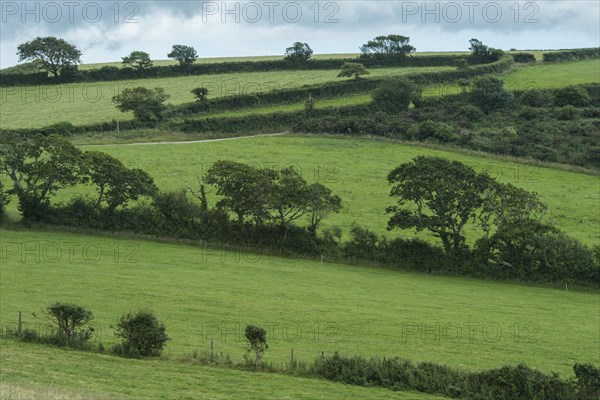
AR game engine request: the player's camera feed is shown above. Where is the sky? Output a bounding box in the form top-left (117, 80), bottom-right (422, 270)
top-left (1, 0), bottom-right (599, 68)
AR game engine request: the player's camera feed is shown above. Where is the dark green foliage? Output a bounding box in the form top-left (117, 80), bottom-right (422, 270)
top-left (470, 76), bottom-right (514, 113)
top-left (81, 151), bottom-right (158, 211)
top-left (122, 51), bottom-right (153, 70)
top-left (518, 89), bottom-right (554, 107)
top-left (407, 120), bottom-right (456, 142)
top-left (337, 62), bottom-right (370, 80)
top-left (512, 53), bottom-right (536, 63)
top-left (555, 105), bottom-right (580, 120)
top-left (114, 310), bottom-right (169, 358)
top-left (0, 52), bottom-right (509, 86)
top-left (0, 134), bottom-right (84, 222)
top-left (244, 324), bottom-right (268, 367)
top-left (554, 86), bottom-right (591, 107)
top-left (191, 87), bottom-right (209, 102)
top-left (387, 156), bottom-right (491, 256)
top-left (284, 42), bottom-right (313, 63)
top-left (112, 87), bottom-right (170, 122)
top-left (167, 45), bottom-right (198, 67)
top-left (0, 179), bottom-right (9, 225)
top-left (312, 353), bottom-right (575, 399)
top-left (457, 104), bottom-right (485, 122)
top-left (17, 36), bottom-right (82, 77)
top-left (573, 363), bottom-right (600, 399)
top-left (542, 48), bottom-right (600, 63)
top-left (360, 35), bottom-right (415, 56)
top-left (372, 77), bottom-right (421, 112)
top-left (46, 302), bottom-right (94, 347)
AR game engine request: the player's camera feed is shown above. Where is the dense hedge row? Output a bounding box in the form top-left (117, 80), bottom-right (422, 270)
top-left (314, 353), bottom-right (600, 400)
top-left (512, 52), bottom-right (536, 63)
top-left (0, 54), bottom-right (473, 87)
top-left (171, 56), bottom-right (514, 116)
top-left (542, 48), bottom-right (600, 63)
top-left (293, 83), bottom-right (600, 169)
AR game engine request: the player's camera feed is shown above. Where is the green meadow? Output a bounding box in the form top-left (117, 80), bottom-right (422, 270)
top-left (75, 136), bottom-right (599, 246)
top-left (1, 229), bottom-right (598, 378)
top-left (0, 66), bottom-right (451, 129)
top-left (0, 340), bottom-right (443, 400)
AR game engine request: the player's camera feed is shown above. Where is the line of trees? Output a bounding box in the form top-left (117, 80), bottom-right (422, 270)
top-left (1, 135), bottom-right (597, 287)
top-left (11, 34), bottom-right (491, 79)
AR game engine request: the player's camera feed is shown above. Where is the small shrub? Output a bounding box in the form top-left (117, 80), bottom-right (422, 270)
top-left (457, 104), bottom-right (485, 122)
top-left (519, 89), bottom-right (554, 107)
top-left (512, 52), bottom-right (536, 63)
top-left (554, 86), bottom-right (591, 107)
top-left (46, 302), bottom-right (94, 347)
top-left (244, 324), bottom-right (268, 367)
top-left (555, 105), bottom-right (580, 120)
top-left (191, 87), bottom-right (209, 102)
top-left (114, 309), bottom-right (169, 358)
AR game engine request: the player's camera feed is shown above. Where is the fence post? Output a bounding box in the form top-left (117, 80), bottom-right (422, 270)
top-left (321, 351), bottom-right (324, 366)
top-left (17, 311), bottom-right (22, 337)
top-left (291, 348), bottom-right (294, 367)
top-left (210, 336), bottom-right (215, 362)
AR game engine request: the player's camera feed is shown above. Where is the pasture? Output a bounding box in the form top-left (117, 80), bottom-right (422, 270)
top-left (0, 66), bottom-right (451, 129)
top-left (1, 228), bottom-right (598, 378)
top-left (76, 136), bottom-right (600, 246)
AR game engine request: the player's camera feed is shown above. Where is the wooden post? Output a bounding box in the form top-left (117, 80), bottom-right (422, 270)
top-left (291, 348), bottom-right (294, 367)
top-left (210, 337), bottom-right (215, 362)
top-left (321, 351), bottom-right (325, 366)
top-left (17, 311), bottom-right (22, 337)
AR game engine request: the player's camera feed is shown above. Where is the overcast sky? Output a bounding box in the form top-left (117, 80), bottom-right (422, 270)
top-left (1, 1), bottom-right (598, 68)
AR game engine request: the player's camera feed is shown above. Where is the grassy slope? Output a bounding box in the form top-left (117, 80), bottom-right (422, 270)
top-left (75, 136), bottom-right (600, 245)
top-left (0, 341), bottom-right (442, 400)
top-left (1, 229), bottom-right (598, 378)
top-left (0, 67), bottom-right (451, 129)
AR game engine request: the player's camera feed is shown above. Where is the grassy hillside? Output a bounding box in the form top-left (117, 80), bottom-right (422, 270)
top-left (1, 228), bottom-right (598, 377)
top-left (0, 340), bottom-right (442, 400)
top-left (73, 136), bottom-right (599, 246)
top-left (0, 66), bottom-right (451, 129)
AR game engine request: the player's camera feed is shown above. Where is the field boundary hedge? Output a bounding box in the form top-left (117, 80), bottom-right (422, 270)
top-left (0, 54), bottom-right (476, 87)
top-left (542, 48), bottom-right (600, 63)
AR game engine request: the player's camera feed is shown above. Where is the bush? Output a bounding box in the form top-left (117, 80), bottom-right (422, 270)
top-left (554, 86), bottom-right (591, 107)
top-left (512, 52), bottom-right (536, 63)
top-left (244, 324), bottom-right (268, 367)
top-left (114, 310), bottom-right (169, 358)
top-left (457, 104), bottom-right (485, 122)
top-left (471, 76), bottom-right (514, 113)
top-left (573, 363), bottom-right (600, 398)
top-left (46, 302), bottom-right (94, 347)
top-left (408, 120), bottom-right (457, 143)
top-left (519, 89), bottom-right (554, 107)
top-left (555, 105), bottom-right (580, 120)
top-left (372, 77), bottom-right (421, 113)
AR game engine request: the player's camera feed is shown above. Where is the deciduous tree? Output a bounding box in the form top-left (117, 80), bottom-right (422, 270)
top-left (167, 45), bottom-right (198, 67)
top-left (122, 51), bottom-right (153, 70)
top-left (17, 36), bottom-right (82, 77)
top-left (337, 62), bottom-right (370, 80)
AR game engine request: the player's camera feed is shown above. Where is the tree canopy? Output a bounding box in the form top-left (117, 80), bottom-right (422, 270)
top-left (17, 36), bottom-right (82, 77)
top-left (337, 62), bottom-right (370, 80)
top-left (360, 35), bottom-right (415, 56)
top-left (112, 87), bottom-right (170, 122)
top-left (167, 45), bottom-right (198, 67)
top-left (122, 51), bottom-right (153, 70)
top-left (284, 42), bottom-right (313, 62)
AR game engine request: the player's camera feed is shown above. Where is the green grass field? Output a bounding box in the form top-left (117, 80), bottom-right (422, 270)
top-left (0, 340), bottom-right (443, 400)
top-left (71, 136), bottom-right (599, 246)
top-left (0, 66), bottom-right (451, 129)
top-left (1, 228), bottom-right (598, 378)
